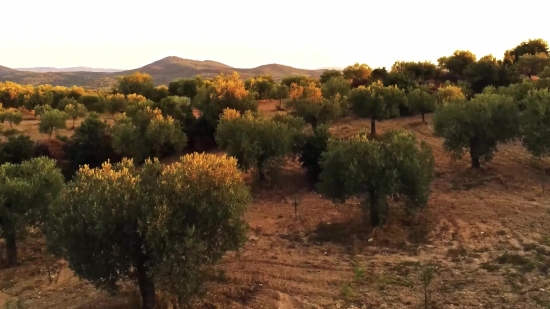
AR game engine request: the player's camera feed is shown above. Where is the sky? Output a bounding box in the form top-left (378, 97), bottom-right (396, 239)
top-left (1, 0), bottom-right (549, 70)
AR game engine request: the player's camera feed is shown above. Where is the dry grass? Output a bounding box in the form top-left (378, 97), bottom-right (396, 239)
top-left (1, 100), bottom-right (550, 308)
top-left (0, 111), bottom-right (114, 142)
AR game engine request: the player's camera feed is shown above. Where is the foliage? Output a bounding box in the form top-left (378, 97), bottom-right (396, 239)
top-left (0, 157), bottom-right (64, 266)
top-left (64, 113), bottom-right (121, 180)
top-left (317, 130), bottom-right (434, 226)
top-left (407, 86), bottom-right (436, 122)
top-left (319, 69), bottom-right (343, 84)
top-left (111, 106), bottom-right (187, 163)
top-left (168, 76), bottom-right (205, 99)
top-left (268, 83), bottom-right (289, 108)
top-left (0, 107), bottom-right (23, 129)
top-left (245, 75), bottom-right (275, 99)
top-left (433, 93), bottom-right (520, 168)
top-left (57, 97), bottom-right (78, 111)
top-left (538, 66), bottom-right (550, 79)
top-left (343, 63), bottom-right (372, 88)
top-left (195, 72), bottom-right (258, 139)
top-left (437, 50), bottom-right (477, 79)
top-left (215, 108), bottom-right (303, 181)
top-left (435, 84), bottom-right (466, 104)
top-left (321, 76), bottom-right (351, 99)
top-left (0, 135), bottom-right (35, 165)
top-left (298, 125), bottom-right (332, 184)
top-left (507, 38), bottom-right (549, 63)
top-left (464, 55), bottom-right (502, 94)
top-left (281, 76), bottom-right (314, 88)
top-left (286, 82), bottom-right (343, 130)
top-left (47, 154), bottom-right (251, 308)
top-left (79, 94), bottom-right (105, 113)
top-left (520, 89), bottom-right (550, 158)
top-left (516, 53), bottom-right (550, 77)
top-left (348, 81), bottom-right (407, 136)
top-left (391, 61), bottom-right (439, 84)
top-left (64, 103), bottom-right (87, 128)
top-left (39, 109), bottom-right (69, 138)
top-left (117, 72), bottom-right (155, 98)
top-left (104, 93), bottom-right (128, 115)
top-left (153, 96), bottom-right (196, 136)
top-left (34, 104), bottom-right (53, 118)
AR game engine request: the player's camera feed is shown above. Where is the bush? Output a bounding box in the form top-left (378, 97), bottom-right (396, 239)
top-left (298, 125), bottom-right (331, 184)
top-left (0, 135), bottom-right (35, 164)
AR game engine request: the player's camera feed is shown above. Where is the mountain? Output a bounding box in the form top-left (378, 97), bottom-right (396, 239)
top-left (120, 56), bottom-right (324, 85)
top-left (0, 56), bottom-right (324, 89)
top-left (15, 67), bottom-right (123, 73)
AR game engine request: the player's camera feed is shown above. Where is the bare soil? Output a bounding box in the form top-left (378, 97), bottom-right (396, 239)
top-left (1, 100), bottom-right (550, 308)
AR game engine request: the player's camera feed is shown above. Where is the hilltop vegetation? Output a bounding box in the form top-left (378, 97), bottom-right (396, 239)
top-left (1, 38), bottom-right (550, 309)
top-left (0, 57), bottom-right (324, 89)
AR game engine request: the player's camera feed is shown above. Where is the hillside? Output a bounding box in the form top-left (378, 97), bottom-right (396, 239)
top-left (0, 56), bottom-right (324, 89)
top-left (2, 107), bottom-right (550, 308)
top-left (119, 56), bottom-right (324, 85)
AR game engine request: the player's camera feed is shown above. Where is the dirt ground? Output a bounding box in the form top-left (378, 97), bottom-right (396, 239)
top-left (1, 100), bottom-right (550, 308)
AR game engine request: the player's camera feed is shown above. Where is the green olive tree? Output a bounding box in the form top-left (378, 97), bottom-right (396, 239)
top-left (215, 108), bottom-right (303, 181)
top-left (39, 109), bottom-right (69, 138)
top-left (0, 157), bottom-right (64, 266)
top-left (64, 103), bottom-right (87, 128)
top-left (47, 154), bottom-right (251, 309)
top-left (433, 93), bottom-right (520, 168)
top-left (348, 81), bottom-right (407, 136)
top-left (111, 106), bottom-right (187, 163)
top-left (521, 89), bottom-right (550, 158)
top-left (407, 86), bottom-right (436, 123)
top-left (317, 129), bottom-right (434, 226)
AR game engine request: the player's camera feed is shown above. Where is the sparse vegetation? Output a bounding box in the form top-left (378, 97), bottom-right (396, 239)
top-left (1, 37), bottom-right (550, 309)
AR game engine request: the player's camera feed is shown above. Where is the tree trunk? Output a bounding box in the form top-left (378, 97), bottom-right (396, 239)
top-left (369, 191), bottom-right (380, 226)
top-left (5, 235), bottom-right (17, 267)
top-left (469, 137), bottom-right (481, 168)
top-left (421, 112), bottom-right (425, 123)
top-left (311, 117), bottom-right (318, 131)
top-left (136, 258), bottom-right (156, 309)
top-left (370, 118), bottom-right (376, 138)
top-left (72, 118), bottom-right (76, 128)
top-left (257, 157), bottom-right (266, 182)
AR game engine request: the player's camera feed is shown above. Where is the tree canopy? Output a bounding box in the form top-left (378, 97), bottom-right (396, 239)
top-left (47, 154), bottom-right (251, 309)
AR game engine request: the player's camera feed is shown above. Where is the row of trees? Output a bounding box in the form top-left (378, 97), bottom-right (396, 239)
top-left (1, 37), bottom-right (550, 309)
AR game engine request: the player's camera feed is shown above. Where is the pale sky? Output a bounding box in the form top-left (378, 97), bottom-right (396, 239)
top-left (1, 0), bottom-right (548, 70)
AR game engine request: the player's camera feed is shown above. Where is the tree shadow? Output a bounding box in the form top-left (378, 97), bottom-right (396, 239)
top-left (308, 206), bottom-right (433, 254)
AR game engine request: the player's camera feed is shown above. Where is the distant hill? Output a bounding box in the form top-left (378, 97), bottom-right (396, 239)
top-left (119, 56), bottom-right (324, 85)
top-left (0, 56), bottom-right (323, 89)
top-left (15, 67), bottom-right (123, 73)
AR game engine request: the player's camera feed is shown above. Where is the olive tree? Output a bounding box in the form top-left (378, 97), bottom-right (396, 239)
top-left (195, 72), bottom-right (258, 138)
top-left (520, 89), bottom-right (550, 186)
top-left (0, 157), bottom-right (64, 266)
top-left (215, 108), bottom-right (303, 181)
top-left (152, 96), bottom-right (196, 135)
top-left (348, 81), bottom-right (407, 136)
top-left (407, 86), bottom-right (436, 123)
top-left (104, 93), bottom-right (128, 115)
top-left (433, 93), bottom-right (520, 168)
top-left (317, 130), bottom-right (434, 226)
top-left (435, 84), bottom-right (466, 104)
top-left (34, 104), bottom-right (53, 119)
top-left (47, 154), bottom-right (251, 309)
top-left (111, 106), bottom-right (187, 163)
top-left (39, 109), bottom-right (69, 138)
top-left (285, 82), bottom-right (343, 130)
top-left (0, 107), bottom-right (23, 129)
top-left (64, 103), bottom-right (87, 128)
top-left (268, 83), bottom-right (289, 109)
